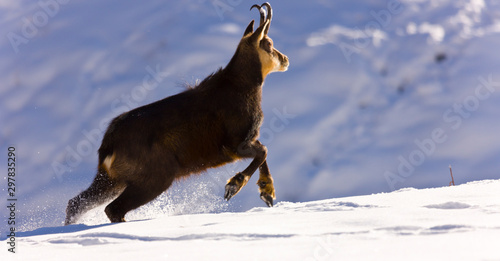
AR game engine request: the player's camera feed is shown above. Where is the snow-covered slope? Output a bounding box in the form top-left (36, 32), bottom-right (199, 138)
top-left (3, 179), bottom-right (500, 260)
top-left (1, 0), bottom-right (500, 232)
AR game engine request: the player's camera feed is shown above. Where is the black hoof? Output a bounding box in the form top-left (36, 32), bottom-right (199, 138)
top-left (224, 184), bottom-right (239, 201)
top-left (260, 192), bottom-right (274, 207)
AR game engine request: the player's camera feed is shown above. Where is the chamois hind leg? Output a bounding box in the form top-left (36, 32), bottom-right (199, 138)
top-left (104, 177), bottom-right (173, 223)
top-left (224, 140), bottom-right (267, 202)
top-left (256, 160), bottom-right (275, 207)
top-left (65, 168), bottom-right (124, 225)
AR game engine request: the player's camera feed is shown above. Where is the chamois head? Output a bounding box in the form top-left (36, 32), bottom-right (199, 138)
top-left (236, 3), bottom-right (289, 80)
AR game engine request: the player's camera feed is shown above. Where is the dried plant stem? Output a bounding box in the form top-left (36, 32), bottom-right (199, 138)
top-left (449, 165), bottom-right (455, 186)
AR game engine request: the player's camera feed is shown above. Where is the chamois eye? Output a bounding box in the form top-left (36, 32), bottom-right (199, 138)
top-left (260, 39), bottom-right (273, 53)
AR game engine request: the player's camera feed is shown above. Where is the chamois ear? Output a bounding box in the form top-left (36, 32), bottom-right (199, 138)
top-left (243, 20), bottom-right (255, 37)
top-left (249, 19), bottom-right (269, 43)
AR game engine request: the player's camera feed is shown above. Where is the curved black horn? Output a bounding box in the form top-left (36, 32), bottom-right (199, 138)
top-left (250, 4), bottom-right (265, 26)
top-left (261, 2), bottom-right (272, 35)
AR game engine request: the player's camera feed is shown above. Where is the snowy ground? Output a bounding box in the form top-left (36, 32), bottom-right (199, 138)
top-left (3, 179), bottom-right (500, 260)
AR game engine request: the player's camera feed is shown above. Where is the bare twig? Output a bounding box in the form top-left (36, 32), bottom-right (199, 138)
top-left (449, 165), bottom-right (455, 186)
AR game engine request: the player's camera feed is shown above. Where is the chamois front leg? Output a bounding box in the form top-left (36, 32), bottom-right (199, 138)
top-left (257, 160), bottom-right (275, 207)
top-left (224, 140), bottom-right (267, 202)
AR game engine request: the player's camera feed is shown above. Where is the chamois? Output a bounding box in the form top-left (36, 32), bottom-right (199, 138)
top-left (65, 2), bottom-right (289, 225)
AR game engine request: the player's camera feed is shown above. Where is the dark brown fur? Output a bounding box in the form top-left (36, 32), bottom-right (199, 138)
top-left (65, 4), bottom-right (288, 225)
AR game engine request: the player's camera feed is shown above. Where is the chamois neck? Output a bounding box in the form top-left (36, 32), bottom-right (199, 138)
top-left (223, 48), bottom-right (264, 89)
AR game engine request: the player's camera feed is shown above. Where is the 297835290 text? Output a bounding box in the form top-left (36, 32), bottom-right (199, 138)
top-left (6, 146), bottom-right (17, 253)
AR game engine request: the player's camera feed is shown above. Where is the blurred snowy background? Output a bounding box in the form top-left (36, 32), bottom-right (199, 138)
top-left (1, 0), bottom-right (499, 231)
